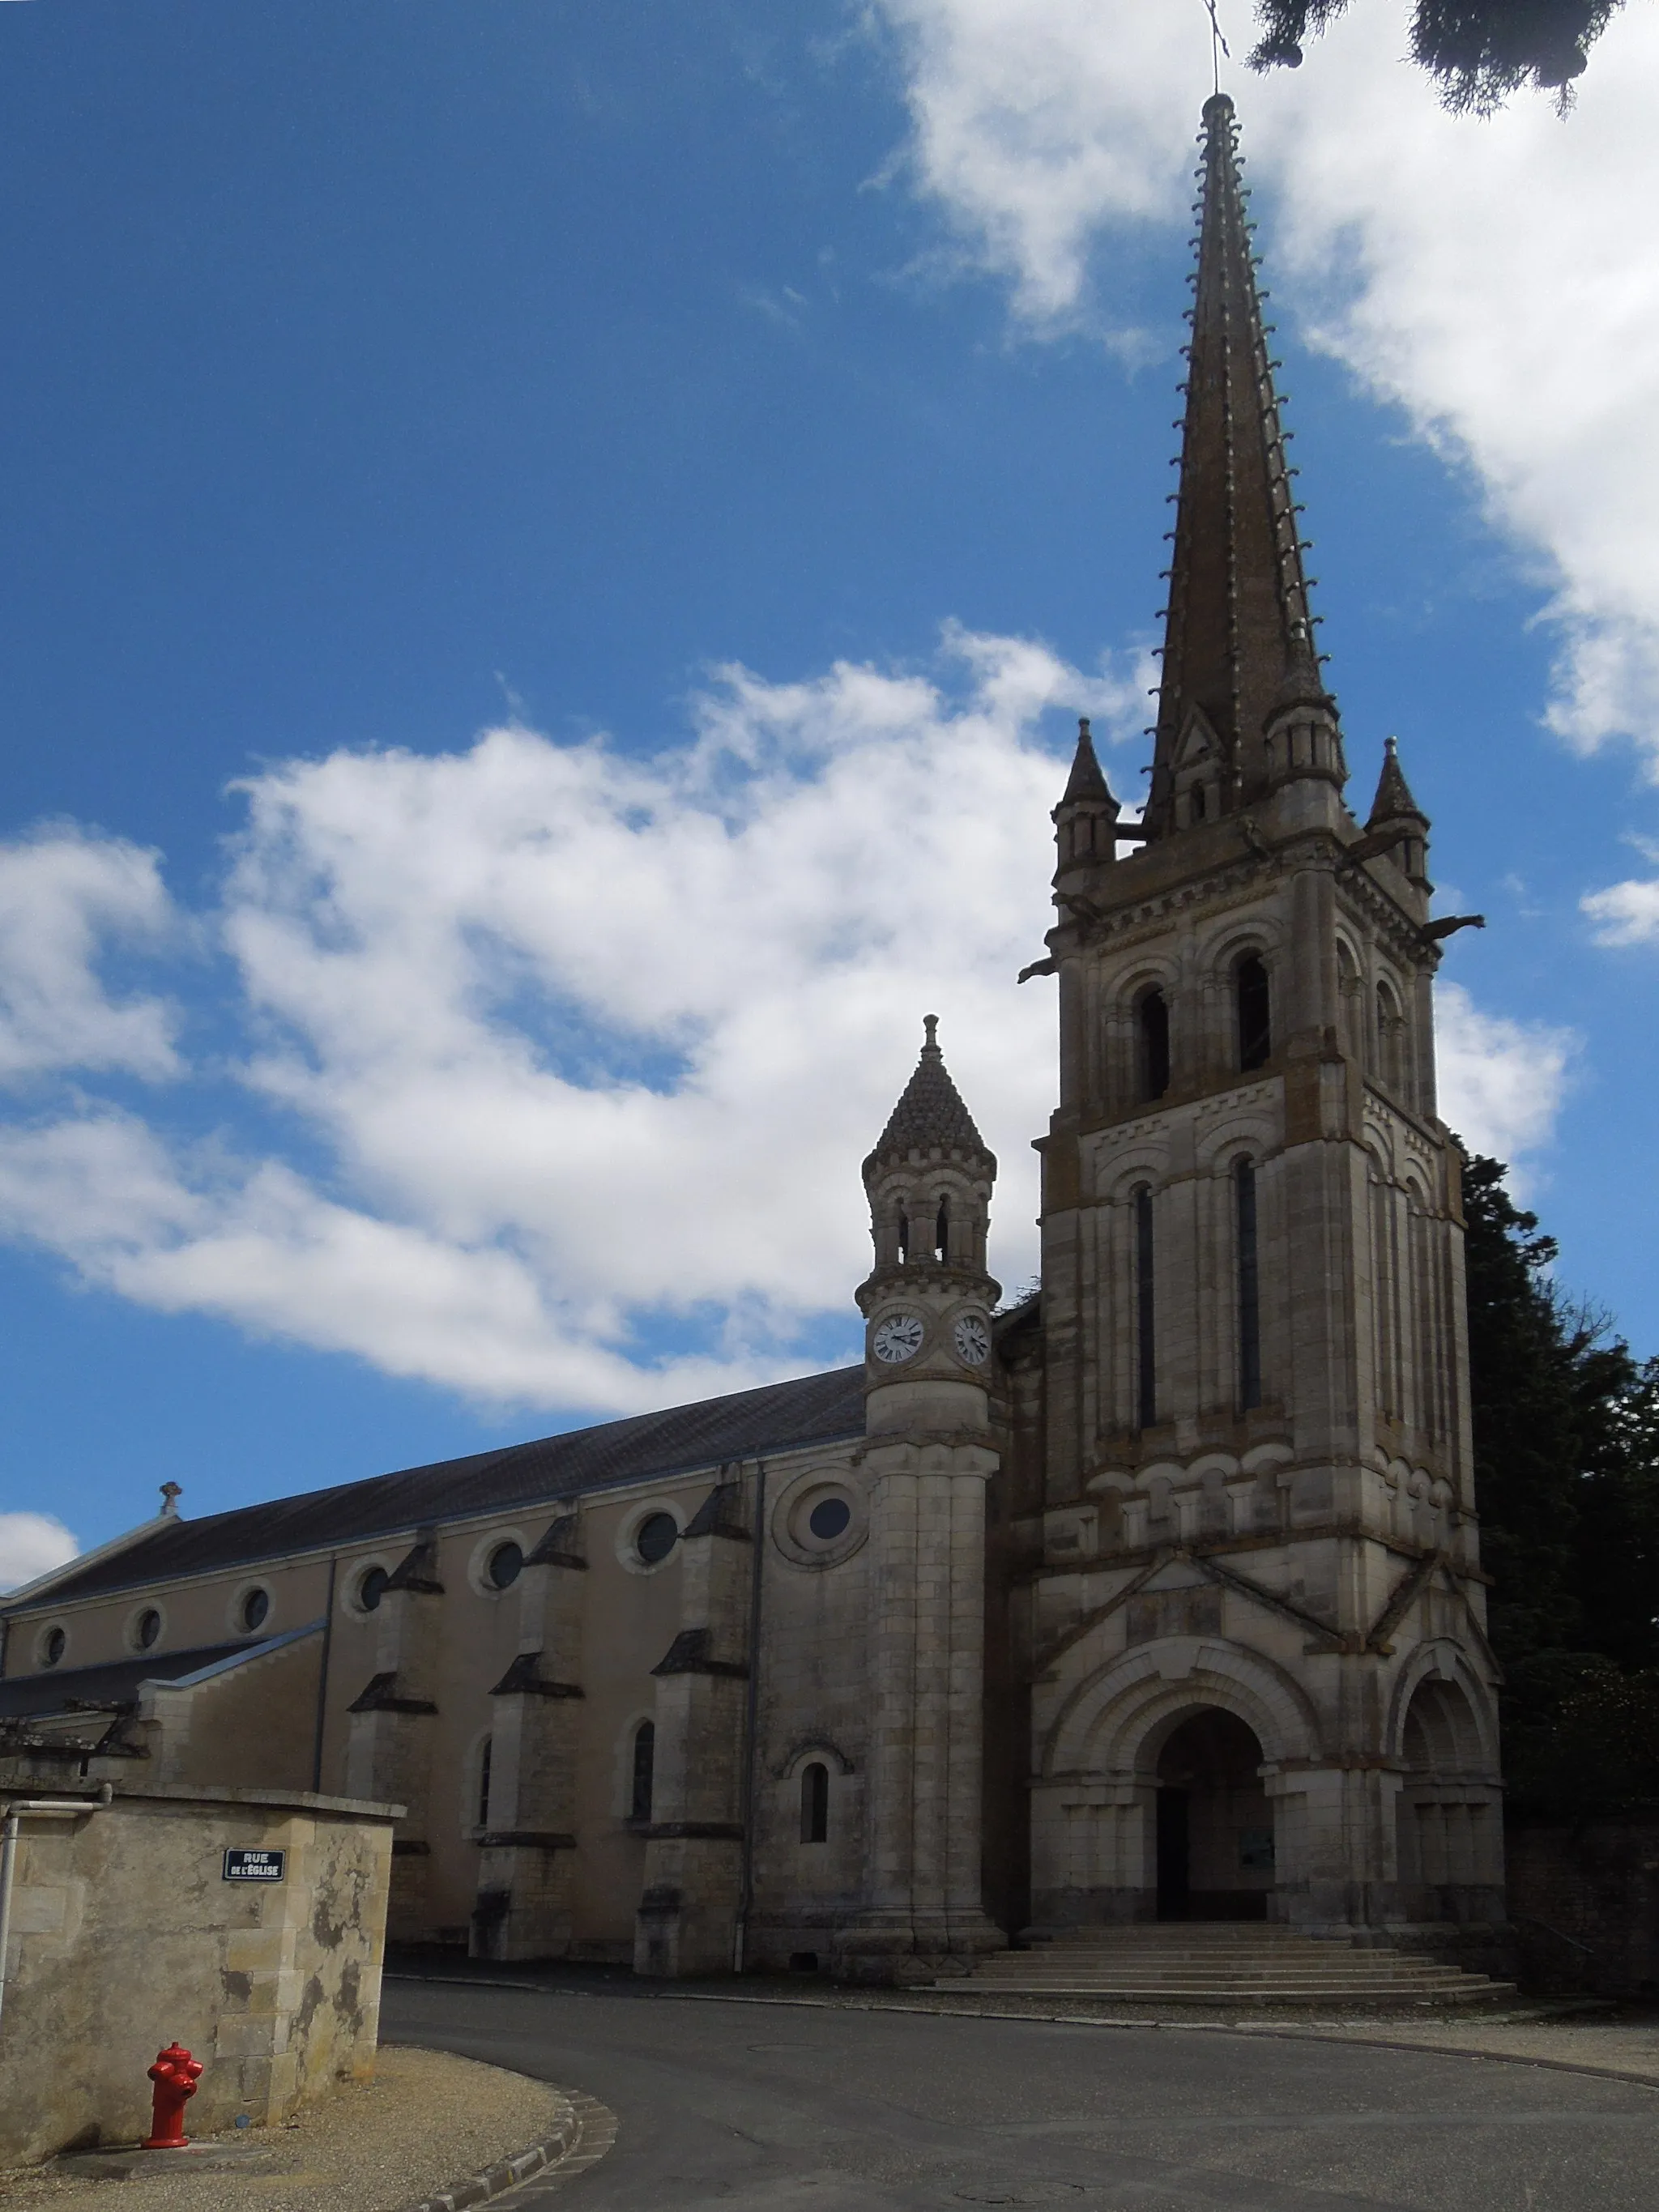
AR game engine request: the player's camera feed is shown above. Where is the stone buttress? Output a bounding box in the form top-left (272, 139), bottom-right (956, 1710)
top-left (471, 1512), bottom-right (587, 1960)
top-left (633, 1471), bottom-right (756, 1975)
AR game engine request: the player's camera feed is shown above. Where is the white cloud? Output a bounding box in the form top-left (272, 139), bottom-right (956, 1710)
top-left (873, 0), bottom-right (1659, 764)
top-left (1434, 979), bottom-right (1576, 1181)
top-left (0, 1511), bottom-right (79, 1596)
top-left (0, 635), bottom-right (1576, 1411)
top-left (0, 632), bottom-right (1148, 1412)
top-left (0, 830), bottom-right (180, 1083)
top-left (1582, 874), bottom-right (1659, 947)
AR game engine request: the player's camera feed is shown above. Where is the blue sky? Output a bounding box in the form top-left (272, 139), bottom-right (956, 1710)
top-left (2, 0), bottom-right (1658, 1576)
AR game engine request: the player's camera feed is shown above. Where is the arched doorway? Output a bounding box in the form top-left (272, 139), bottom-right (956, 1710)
top-left (1154, 1707), bottom-right (1273, 1920)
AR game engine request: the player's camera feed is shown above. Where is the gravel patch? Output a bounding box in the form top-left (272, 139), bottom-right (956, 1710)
top-left (0, 2047), bottom-right (569, 2212)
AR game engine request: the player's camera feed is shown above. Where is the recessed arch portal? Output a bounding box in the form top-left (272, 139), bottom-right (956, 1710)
top-left (1044, 1636), bottom-right (1320, 1781)
top-left (1154, 1707), bottom-right (1273, 1920)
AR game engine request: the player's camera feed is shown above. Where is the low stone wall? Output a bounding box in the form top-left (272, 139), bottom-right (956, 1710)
top-left (0, 1782), bottom-right (397, 2167)
top-left (1506, 1812), bottom-right (1659, 1997)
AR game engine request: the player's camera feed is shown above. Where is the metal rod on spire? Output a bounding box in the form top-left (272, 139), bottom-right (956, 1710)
top-left (1202, 0), bottom-right (1231, 97)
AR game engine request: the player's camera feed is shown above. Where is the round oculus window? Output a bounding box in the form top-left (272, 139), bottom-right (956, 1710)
top-left (238, 1587), bottom-right (270, 1633)
top-left (135, 1608), bottom-right (161, 1650)
top-left (634, 1511), bottom-right (679, 1566)
top-left (486, 1541), bottom-right (523, 1591)
top-left (42, 1626), bottom-right (66, 1668)
top-left (356, 1565), bottom-right (390, 1613)
top-left (807, 1495), bottom-right (851, 1542)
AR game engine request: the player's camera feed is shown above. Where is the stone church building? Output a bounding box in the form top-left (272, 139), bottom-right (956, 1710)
top-left (0, 96), bottom-right (1503, 1980)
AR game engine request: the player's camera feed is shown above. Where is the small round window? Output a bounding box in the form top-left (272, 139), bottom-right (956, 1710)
top-left (238, 1588), bottom-right (271, 1634)
top-left (135, 1608), bottom-right (161, 1650)
top-left (486, 1541), bottom-right (523, 1591)
top-left (635, 1512), bottom-right (679, 1566)
top-left (356, 1566), bottom-right (390, 1613)
top-left (808, 1496), bottom-right (851, 1541)
top-left (41, 1626), bottom-right (66, 1669)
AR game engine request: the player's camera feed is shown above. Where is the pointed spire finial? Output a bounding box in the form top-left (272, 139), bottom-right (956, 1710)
top-left (865, 1019), bottom-right (994, 1178)
top-left (1367, 735), bottom-right (1428, 828)
top-left (1145, 94), bottom-right (1332, 836)
top-left (1058, 714), bottom-right (1115, 808)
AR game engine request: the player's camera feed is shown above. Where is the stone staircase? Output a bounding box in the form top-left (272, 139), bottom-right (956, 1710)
top-left (926, 1924), bottom-right (1514, 2008)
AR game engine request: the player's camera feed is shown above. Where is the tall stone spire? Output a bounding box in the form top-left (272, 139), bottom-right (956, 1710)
top-left (1145, 93), bottom-right (1337, 837)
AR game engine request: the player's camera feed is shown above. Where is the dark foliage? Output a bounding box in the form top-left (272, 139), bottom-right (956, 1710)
top-left (1458, 1147), bottom-right (1659, 1813)
top-left (1248, 0), bottom-right (1623, 113)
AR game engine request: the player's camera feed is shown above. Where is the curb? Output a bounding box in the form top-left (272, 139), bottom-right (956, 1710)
top-left (657, 1988), bottom-right (1659, 2095)
top-left (387, 1972), bottom-right (1659, 2096)
top-left (405, 2088), bottom-right (617, 2212)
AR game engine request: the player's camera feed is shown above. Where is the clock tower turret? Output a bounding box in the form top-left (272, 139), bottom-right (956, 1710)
top-left (857, 1014), bottom-right (1000, 1434)
top-left (838, 1016), bottom-right (1006, 1980)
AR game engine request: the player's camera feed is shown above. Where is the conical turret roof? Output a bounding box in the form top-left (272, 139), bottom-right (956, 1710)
top-left (1146, 93), bottom-right (1328, 836)
top-left (1367, 736), bottom-right (1427, 826)
top-left (1058, 716), bottom-right (1115, 808)
top-left (864, 1016), bottom-right (994, 1176)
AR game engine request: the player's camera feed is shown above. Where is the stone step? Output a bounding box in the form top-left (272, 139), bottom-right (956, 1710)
top-left (1035, 1933), bottom-right (1388, 1946)
top-left (962, 1976), bottom-right (1503, 1993)
top-left (973, 1964), bottom-right (1478, 1981)
top-left (936, 1926), bottom-right (1512, 2008)
top-left (925, 1982), bottom-right (1516, 2005)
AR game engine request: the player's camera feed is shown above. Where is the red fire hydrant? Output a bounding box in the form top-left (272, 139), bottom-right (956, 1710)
top-left (142, 2043), bottom-right (203, 2150)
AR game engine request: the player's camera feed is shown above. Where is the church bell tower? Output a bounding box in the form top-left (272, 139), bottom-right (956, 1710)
top-left (838, 1017), bottom-right (1007, 1976)
top-left (1025, 94), bottom-right (1503, 1949)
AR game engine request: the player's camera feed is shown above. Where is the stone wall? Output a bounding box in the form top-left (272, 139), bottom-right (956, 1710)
top-left (1506, 1813), bottom-right (1659, 1998)
top-left (0, 1782), bottom-right (395, 2167)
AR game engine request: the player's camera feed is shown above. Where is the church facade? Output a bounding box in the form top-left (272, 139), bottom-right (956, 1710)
top-left (0, 96), bottom-right (1504, 1978)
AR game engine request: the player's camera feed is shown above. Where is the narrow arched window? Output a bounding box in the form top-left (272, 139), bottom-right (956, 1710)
top-left (935, 1196), bottom-right (949, 1263)
top-left (1375, 981), bottom-right (1404, 1095)
top-left (1235, 1157), bottom-right (1261, 1412)
top-left (1236, 955), bottom-right (1271, 1072)
top-left (630, 1720), bottom-right (655, 1823)
top-left (898, 1209), bottom-right (910, 1264)
top-left (1137, 989), bottom-right (1171, 1102)
top-left (1190, 782), bottom-right (1206, 823)
top-left (1135, 1185), bottom-right (1157, 1428)
top-left (801, 1761), bottom-right (830, 1843)
top-left (1337, 941), bottom-right (1363, 1064)
top-left (477, 1735), bottom-right (493, 1830)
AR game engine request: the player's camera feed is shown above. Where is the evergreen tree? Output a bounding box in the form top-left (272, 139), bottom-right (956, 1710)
top-left (1459, 1147), bottom-right (1659, 1813)
top-left (1248, 0), bottom-right (1623, 113)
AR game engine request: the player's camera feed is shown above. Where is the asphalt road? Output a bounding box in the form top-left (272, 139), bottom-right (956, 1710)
top-left (382, 1977), bottom-right (1659, 2211)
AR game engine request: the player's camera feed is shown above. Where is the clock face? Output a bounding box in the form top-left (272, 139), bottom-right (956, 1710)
top-left (953, 1314), bottom-right (991, 1366)
top-left (872, 1312), bottom-right (925, 1364)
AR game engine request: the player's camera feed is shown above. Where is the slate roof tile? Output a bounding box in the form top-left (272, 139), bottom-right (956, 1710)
top-left (11, 1366), bottom-right (865, 1613)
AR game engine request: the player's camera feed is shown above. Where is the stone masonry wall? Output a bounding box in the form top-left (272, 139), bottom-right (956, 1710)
top-left (0, 1783), bottom-right (395, 2167)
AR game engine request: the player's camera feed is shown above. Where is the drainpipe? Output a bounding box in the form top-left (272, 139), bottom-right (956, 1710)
top-left (312, 1557), bottom-right (338, 1793)
top-left (732, 1457), bottom-right (767, 1975)
top-left (0, 1787), bottom-right (109, 2037)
